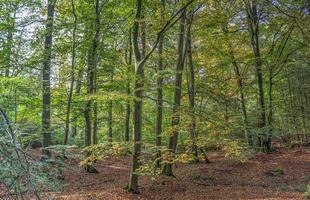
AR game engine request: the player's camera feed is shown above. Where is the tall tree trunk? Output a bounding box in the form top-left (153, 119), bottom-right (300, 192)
top-left (125, 29), bottom-right (132, 142)
top-left (163, 9), bottom-right (187, 176)
top-left (155, 0), bottom-right (165, 168)
top-left (128, 0), bottom-right (143, 193)
top-left (244, 0), bottom-right (268, 151)
top-left (186, 11), bottom-right (199, 163)
top-left (84, 0), bottom-right (100, 147)
top-left (42, 0), bottom-right (55, 148)
top-left (64, 0), bottom-right (77, 145)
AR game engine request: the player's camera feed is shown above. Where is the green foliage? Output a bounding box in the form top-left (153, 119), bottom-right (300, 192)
top-left (303, 185), bottom-right (310, 199)
top-left (80, 142), bottom-right (131, 167)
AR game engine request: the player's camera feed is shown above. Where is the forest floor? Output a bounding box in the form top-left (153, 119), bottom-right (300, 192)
top-left (45, 146), bottom-right (310, 200)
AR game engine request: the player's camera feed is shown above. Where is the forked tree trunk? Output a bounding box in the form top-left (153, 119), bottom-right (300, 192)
top-left (128, 0), bottom-right (143, 193)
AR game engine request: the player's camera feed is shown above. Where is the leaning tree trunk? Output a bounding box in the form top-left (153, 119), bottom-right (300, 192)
top-left (227, 41), bottom-right (251, 145)
top-left (42, 0), bottom-right (55, 148)
top-left (163, 9), bottom-right (187, 176)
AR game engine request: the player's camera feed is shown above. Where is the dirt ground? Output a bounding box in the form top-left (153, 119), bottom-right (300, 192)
top-left (46, 147), bottom-right (310, 200)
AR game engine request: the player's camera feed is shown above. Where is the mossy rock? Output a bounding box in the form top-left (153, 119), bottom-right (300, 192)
top-left (265, 168), bottom-right (285, 177)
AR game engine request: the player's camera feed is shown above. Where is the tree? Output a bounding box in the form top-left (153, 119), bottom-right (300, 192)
top-left (244, 0), bottom-right (268, 151)
top-left (163, 8), bottom-right (187, 176)
top-left (84, 0), bottom-right (101, 146)
top-left (64, 0), bottom-right (77, 145)
top-left (42, 0), bottom-right (55, 148)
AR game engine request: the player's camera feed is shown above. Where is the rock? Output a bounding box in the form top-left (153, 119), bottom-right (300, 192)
top-left (29, 140), bottom-right (43, 149)
top-left (85, 164), bottom-right (99, 173)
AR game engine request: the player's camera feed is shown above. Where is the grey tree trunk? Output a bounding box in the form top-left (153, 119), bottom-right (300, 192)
top-left (64, 0), bottom-right (77, 145)
top-left (186, 12), bottom-right (199, 163)
top-left (227, 41), bottom-right (251, 145)
top-left (42, 0), bottom-right (55, 147)
top-left (128, 0), bottom-right (143, 193)
top-left (84, 0), bottom-right (100, 146)
top-left (244, 0), bottom-right (268, 151)
top-left (125, 29), bottom-right (132, 142)
top-left (155, 0), bottom-right (165, 168)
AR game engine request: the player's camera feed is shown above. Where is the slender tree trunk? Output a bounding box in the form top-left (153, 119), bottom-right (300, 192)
top-left (227, 42), bottom-right (251, 145)
top-left (84, 0), bottom-right (100, 146)
top-left (244, 0), bottom-right (268, 151)
top-left (186, 11), bottom-right (199, 163)
top-left (125, 29), bottom-right (132, 142)
top-left (155, 0), bottom-right (165, 168)
top-left (128, 0), bottom-right (143, 193)
top-left (64, 0), bottom-right (77, 145)
top-left (163, 9), bottom-right (187, 176)
top-left (267, 66), bottom-right (273, 150)
top-left (42, 0), bottom-right (55, 148)
top-left (107, 73), bottom-right (114, 143)
top-left (71, 68), bottom-right (83, 137)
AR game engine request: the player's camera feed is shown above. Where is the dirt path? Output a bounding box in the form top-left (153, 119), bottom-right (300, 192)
top-left (50, 147), bottom-right (310, 200)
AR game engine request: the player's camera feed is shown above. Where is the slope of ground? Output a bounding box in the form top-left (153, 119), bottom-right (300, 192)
top-left (46, 147), bottom-right (310, 200)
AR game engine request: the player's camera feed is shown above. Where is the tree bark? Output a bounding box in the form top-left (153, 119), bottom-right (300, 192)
top-left (128, 0), bottom-right (143, 193)
top-left (84, 0), bottom-right (100, 147)
top-left (64, 0), bottom-right (77, 145)
top-left (42, 0), bottom-right (55, 148)
top-left (244, 0), bottom-right (268, 151)
top-left (186, 11), bottom-right (199, 163)
top-left (155, 0), bottom-right (165, 168)
top-left (125, 29), bottom-right (132, 142)
top-left (163, 9), bottom-right (187, 176)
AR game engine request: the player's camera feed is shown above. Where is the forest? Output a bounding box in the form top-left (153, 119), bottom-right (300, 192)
top-left (0, 0), bottom-right (309, 199)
